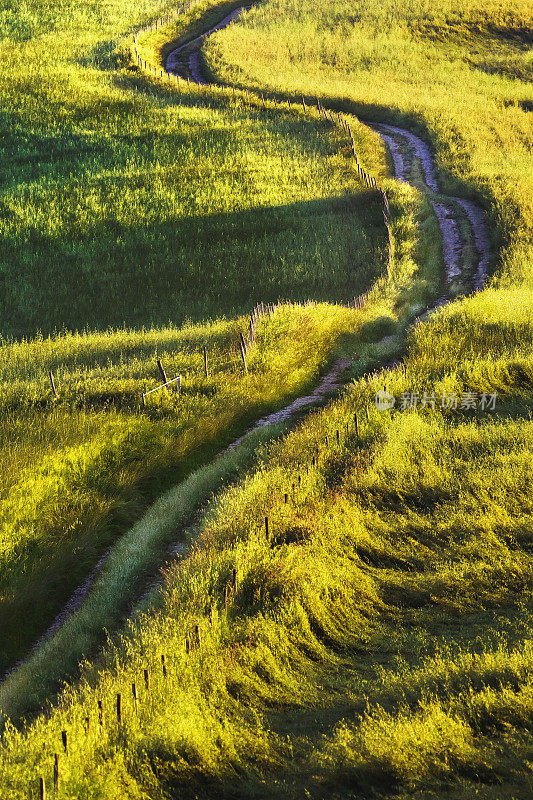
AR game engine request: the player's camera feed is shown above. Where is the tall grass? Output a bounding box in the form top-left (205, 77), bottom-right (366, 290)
top-left (2, 358), bottom-right (533, 797)
top-left (0, 0), bottom-right (390, 337)
top-left (1, 0), bottom-right (532, 795)
top-left (0, 166), bottom-right (436, 675)
top-left (0, 0), bottom-right (449, 679)
top-left (0, 303), bottom-right (379, 673)
top-left (205, 0), bottom-right (533, 282)
top-left (0, 0), bottom-right (427, 677)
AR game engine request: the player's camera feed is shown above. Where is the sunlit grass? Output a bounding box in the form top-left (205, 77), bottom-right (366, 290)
top-left (206, 0), bottom-right (533, 280)
top-left (1, 0), bottom-right (532, 795)
top-left (0, 0), bottom-right (388, 337)
top-left (0, 0), bottom-right (413, 677)
top-left (3, 365), bottom-right (533, 797)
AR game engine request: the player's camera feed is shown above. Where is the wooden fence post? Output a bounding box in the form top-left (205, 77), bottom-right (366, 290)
top-left (116, 693), bottom-right (122, 725)
top-left (265, 516), bottom-right (269, 540)
top-left (157, 359), bottom-right (168, 385)
top-left (49, 370), bottom-right (58, 398)
top-left (98, 699), bottom-right (104, 726)
top-left (232, 568), bottom-right (237, 594)
top-left (61, 731), bottom-right (67, 755)
top-left (53, 754), bottom-right (59, 793)
top-left (239, 336), bottom-right (248, 373)
top-left (384, 212), bottom-right (393, 270)
top-left (161, 654), bottom-right (167, 679)
top-left (39, 776), bottom-right (45, 800)
top-left (203, 346), bottom-right (208, 377)
top-left (144, 669), bottom-right (150, 694)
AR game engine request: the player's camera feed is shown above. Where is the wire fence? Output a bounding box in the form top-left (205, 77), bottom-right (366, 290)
top-left (129, 4), bottom-right (392, 231)
top-left (33, 406), bottom-right (371, 799)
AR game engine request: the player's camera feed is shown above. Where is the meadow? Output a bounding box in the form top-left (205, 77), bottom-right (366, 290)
top-left (0, 0), bottom-right (532, 795)
top-left (0, 0), bottom-right (390, 338)
top-left (206, 0), bottom-right (533, 282)
top-left (0, 0), bottom-right (419, 680)
top-left (0, 159), bottom-right (436, 698)
top-left (2, 335), bottom-right (533, 798)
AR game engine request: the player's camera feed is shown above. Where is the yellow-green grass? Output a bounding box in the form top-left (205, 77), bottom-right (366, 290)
top-left (133, 0), bottom-right (248, 70)
top-left (0, 0), bottom-right (394, 339)
top-left (2, 0), bottom-right (532, 795)
top-left (205, 0), bottom-right (533, 279)
top-left (2, 343), bottom-right (533, 797)
top-left (0, 0), bottom-right (420, 679)
top-left (0, 165), bottom-right (436, 694)
top-left (0, 305), bottom-right (359, 675)
top-left (0, 0), bottom-right (443, 683)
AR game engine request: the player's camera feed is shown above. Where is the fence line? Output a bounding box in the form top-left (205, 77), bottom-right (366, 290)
top-left (41, 7), bottom-right (390, 406)
top-left (33, 404), bottom-right (374, 797)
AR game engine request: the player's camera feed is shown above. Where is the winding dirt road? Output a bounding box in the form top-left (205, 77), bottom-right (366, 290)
top-left (166, 6), bottom-right (490, 298)
top-left (1, 6), bottom-right (491, 691)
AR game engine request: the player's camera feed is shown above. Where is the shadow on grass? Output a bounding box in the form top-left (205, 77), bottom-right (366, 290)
top-left (0, 191), bottom-right (387, 340)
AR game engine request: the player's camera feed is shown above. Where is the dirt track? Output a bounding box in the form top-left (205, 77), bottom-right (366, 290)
top-left (0, 5), bottom-right (491, 689)
top-left (167, 9), bottom-right (490, 297)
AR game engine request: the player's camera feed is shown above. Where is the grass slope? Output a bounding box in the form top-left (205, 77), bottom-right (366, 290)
top-left (206, 0), bottom-right (533, 284)
top-left (2, 0), bottom-right (532, 796)
top-left (0, 0), bottom-right (390, 337)
top-left (0, 161), bottom-right (436, 703)
top-left (2, 333), bottom-right (533, 798)
top-left (0, 0), bottom-right (421, 679)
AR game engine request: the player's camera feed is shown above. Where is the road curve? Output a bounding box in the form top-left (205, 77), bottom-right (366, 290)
top-left (166, 6), bottom-right (491, 297)
top-left (0, 5), bottom-right (492, 692)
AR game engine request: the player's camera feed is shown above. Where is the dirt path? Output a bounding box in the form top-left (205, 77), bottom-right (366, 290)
top-left (1, 355), bottom-right (353, 684)
top-left (0, 6), bottom-right (491, 690)
top-left (369, 122), bottom-right (490, 291)
top-left (167, 16), bottom-right (490, 297)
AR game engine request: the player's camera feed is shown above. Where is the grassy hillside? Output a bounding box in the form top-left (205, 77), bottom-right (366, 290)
top-left (2, 342), bottom-right (533, 798)
top-left (0, 156), bottom-right (435, 693)
top-left (0, 0), bottom-right (532, 796)
top-left (0, 303), bottom-right (381, 676)
top-left (0, 0), bottom-right (389, 338)
top-left (206, 0), bottom-right (533, 281)
top-left (0, 0), bottom-right (421, 679)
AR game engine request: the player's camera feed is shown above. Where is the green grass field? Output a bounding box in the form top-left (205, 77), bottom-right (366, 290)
top-left (0, 0), bottom-right (532, 796)
top-left (0, 0), bottom-right (394, 338)
top-left (206, 0), bottom-right (533, 276)
top-left (0, 0), bottom-right (417, 680)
